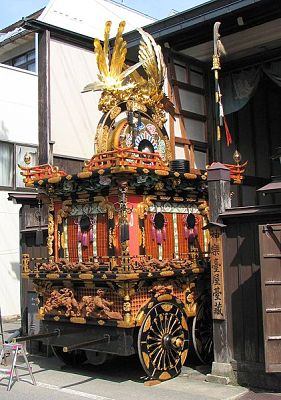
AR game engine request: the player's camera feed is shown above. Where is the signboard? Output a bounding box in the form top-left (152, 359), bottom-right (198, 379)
top-left (210, 226), bottom-right (225, 320)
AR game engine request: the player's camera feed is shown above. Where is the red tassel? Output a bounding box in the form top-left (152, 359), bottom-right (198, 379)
top-left (224, 117), bottom-right (232, 146)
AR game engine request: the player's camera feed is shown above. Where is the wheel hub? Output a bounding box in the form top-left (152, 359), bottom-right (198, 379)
top-left (162, 334), bottom-right (173, 349)
top-left (162, 334), bottom-right (184, 350)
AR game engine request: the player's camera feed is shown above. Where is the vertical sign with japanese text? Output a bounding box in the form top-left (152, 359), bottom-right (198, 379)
top-left (210, 226), bottom-right (225, 319)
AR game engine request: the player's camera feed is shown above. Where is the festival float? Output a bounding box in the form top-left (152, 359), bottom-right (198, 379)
top-left (18, 21), bottom-right (212, 381)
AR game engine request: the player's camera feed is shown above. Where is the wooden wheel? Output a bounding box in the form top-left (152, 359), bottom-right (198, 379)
top-left (192, 300), bottom-right (213, 364)
top-left (52, 346), bottom-right (87, 366)
top-left (138, 298), bottom-right (189, 381)
top-left (85, 350), bottom-right (109, 366)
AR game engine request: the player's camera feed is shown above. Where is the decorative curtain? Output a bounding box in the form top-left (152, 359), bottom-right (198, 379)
top-left (221, 59), bottom-right (281, 115)
top-left (162, 213), bottom-right (174, 259)
top-left (221, 67), bottom-right (261, 115)
top-left (263, 59), bottom-right (281, 88)
top-left (68, 217), bottom-right (79, 262)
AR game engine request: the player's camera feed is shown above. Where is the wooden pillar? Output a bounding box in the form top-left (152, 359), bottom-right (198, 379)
top-left (38, 30), bottom-right (51, 164)
top-left (206, 162), bottom-right (235, 384)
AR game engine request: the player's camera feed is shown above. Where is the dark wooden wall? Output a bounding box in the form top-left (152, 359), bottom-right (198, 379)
top-left (222, 206), bottom-right (281, 390)
top-left (53, 156), bottom-right (84, 175)
top-left (220, 76), bottom-right (281, 207)
top-left (20, 204), bottom-right (48, 338)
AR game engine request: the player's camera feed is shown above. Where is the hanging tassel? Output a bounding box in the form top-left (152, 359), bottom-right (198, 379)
top-left (183, 216), bottom-right (188, 240)
top-left (77, 220), bottom-right (82, 242)
top-left (82, 232), bottom-right (88, 247)
top-left (89, 228), bottom-right (93, 243)
top-left (89, 227), bottom-right (93, 243)
top-left (224, 116), bottom-right (232, 146)
top-left (151, 214), bottom-right (156, 240)
top-left (188, 229), bottom-right (195, 245)
top-left (156, 229), bottom-right (162, 245)
top-left (121, 223), bottom-right (129, 243)
top-left (162, 225), bottom-right (166, 241)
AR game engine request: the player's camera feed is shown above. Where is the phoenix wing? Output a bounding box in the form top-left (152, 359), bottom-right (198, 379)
top-left (137, 28), bottom-right (166, 88)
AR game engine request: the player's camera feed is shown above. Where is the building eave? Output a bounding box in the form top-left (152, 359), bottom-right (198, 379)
top-left (23, 19), bottom-right (95, 49)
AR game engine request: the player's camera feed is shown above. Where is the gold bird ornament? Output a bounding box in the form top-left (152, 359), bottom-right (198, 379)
top-left (83, 20), bottom-right (175, 123)
top-left (82, 21), bottom-right (144, 92)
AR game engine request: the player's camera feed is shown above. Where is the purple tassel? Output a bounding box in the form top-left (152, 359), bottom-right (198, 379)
top-left (184, 225), bottom-right (188, 240)
top-left (188, 230), bottom-right (195, 245)
top-left (151, 214), bottom-right (155, 241)
top-left (82, 232), bottom-right (88, 247)
top-left (162, 226), bottom-right (166, 241)
top-left (156, 229), bottom-right (162, 245)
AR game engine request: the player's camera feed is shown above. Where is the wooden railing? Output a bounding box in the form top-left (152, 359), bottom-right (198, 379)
top-left (83, 147), bottom-right (170, 174)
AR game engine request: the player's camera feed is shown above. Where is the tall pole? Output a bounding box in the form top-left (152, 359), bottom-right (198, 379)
top-left (212, 22), bottom-right (222, 143)
top-left (212, 22), bottom-right (232, 148)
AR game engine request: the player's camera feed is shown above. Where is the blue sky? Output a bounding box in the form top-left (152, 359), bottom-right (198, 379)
top-left (0, 0), bottom-right (206, 29)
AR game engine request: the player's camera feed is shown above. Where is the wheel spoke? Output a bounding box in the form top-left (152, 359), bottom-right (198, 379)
top-left (152, 347), bottom-right (164, 367)
top-left (154, 318), bottom-right (164, 335)
top-left (159, 314), bottom-right (165, 332)
top-left (169, 317), bottom-right (179, 334)
top-left (147, 341), bottom-right (161, 350)
top-left (170, 324), bottom-right (182, 336)
top-left (157, 350), bottom-right (165, 370)
top-left (166, 314), bottom-right (174, 333)
top-left (150, 326), bottom-right (162, 338)
top-left (149, 344), bottom-right (162, 357)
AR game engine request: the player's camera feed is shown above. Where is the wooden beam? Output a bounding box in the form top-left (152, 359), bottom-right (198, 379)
top-left (38, 30), bottom-right (51, 165)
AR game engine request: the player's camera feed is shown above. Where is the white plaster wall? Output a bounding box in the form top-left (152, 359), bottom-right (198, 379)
top-left (0, 191), bottom-right (21, 318)
top-left (0, 64), bottom-right (38, 145)
top-left (50, 39), bottom-right (102, 159)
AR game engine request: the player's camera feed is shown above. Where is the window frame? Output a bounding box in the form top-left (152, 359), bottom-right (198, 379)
top-left (4, 49), bottom-right (36, 72)
top-left (168, 52), bottom-right (209, 171)
top-left (0, 139), bottom-right (38, 191)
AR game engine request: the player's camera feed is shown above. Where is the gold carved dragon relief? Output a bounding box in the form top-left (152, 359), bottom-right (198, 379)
top-left (47, 200), bottom-right (55, 256)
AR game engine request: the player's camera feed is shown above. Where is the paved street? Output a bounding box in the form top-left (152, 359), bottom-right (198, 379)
top-left (0, 321), bottom-right (280, 400)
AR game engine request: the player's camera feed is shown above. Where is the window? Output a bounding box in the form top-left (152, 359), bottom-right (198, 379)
top-left (169, 57), bottom-right (208, 170)
top-left (0, 142), bottom-right (13, 187)
top-left (16, 145), bottom-right (38, 188)
top-left (4, 49), bottom-right (36, 72)
top-left (183, 118), bottom-right (206, 142)
top-left (0, 140), bottom-right (37, 189)
top-left (194, 150), bottom-right (207, 170)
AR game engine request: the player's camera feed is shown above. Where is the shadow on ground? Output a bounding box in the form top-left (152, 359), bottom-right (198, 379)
top-left (28, 351), bottom-right (211, 386)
